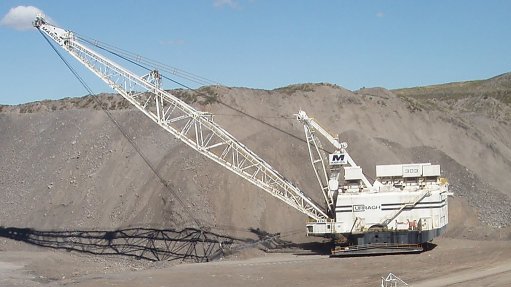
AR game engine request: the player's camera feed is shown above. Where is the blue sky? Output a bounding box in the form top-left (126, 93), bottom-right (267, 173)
top-left (1, 0), bottom-right (510, 105)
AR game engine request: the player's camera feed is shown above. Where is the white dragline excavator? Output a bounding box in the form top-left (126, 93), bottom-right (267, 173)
top-left (34, 16), bottom-right (450, 255)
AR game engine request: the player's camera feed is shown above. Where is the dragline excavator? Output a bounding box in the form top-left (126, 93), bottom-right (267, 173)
top-left (34, 16), bottom-right (450, 255)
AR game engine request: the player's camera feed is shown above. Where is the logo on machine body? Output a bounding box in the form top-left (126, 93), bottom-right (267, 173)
top-left (353, 205), bottom-right (380, 212)
top-left (42, 26), bottom-right (64, 45)
top-left (329, 153), bottom-right (347, 165)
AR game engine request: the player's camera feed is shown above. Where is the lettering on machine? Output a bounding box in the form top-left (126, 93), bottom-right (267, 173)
top-left (353, 205), bottom-right (380, 212)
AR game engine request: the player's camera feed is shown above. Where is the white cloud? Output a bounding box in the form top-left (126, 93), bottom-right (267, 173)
top-left (376, 11), bottom-right (385, 18)
top-left (0, 6), bottom-right (52, 31)
top-left (213, 0), bottom-right (239, 9)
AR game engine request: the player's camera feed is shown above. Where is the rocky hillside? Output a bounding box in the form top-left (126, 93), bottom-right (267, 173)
top-left (1, 76), bottom-right (510, 246)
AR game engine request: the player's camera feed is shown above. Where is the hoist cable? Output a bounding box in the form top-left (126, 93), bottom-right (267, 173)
top-left (39, 31), bottom-right (94, 95)
top-left (41, 28), bottom-right (375, 225)
top-left (38, 29), bottom-right (204, 229)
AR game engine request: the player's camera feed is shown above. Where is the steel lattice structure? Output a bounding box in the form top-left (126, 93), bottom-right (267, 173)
top-left (34, 16), bottom-right (329, 221)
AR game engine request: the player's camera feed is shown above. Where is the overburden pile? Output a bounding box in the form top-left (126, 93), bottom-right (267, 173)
top-left (1, 75), bottom-right (511, 250)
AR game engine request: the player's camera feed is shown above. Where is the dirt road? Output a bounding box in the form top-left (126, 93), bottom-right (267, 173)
top-left (1, 238), bottom-right (510, 287)
top-left (412, 259), bottom-right (511, 287)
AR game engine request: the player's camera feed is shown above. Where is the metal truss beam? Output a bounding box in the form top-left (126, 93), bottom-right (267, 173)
top-left (34, 17), bottom-right (329, 221)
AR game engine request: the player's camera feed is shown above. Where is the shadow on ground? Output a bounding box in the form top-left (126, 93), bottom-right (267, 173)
top-left (0, 226), bottom-right (245, 262)
top-left (249, 228), bottom-right (332, 255)
top-left (0, 226), bottom-right (330, 262)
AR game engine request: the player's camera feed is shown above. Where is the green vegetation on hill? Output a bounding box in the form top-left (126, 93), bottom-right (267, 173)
top-left (393, 73), bottom-right (511, 104)
top-left (392, 73), bottom-right (511, 120)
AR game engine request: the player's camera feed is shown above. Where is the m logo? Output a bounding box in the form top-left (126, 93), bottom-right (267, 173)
top-left (329, 153), bottom-right (347, 165)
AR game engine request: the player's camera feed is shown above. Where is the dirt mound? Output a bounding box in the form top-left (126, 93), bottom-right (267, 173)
top-left (354, 87), bottom-right (397, 99)
top-left (1, 81), bottom-right (510, 250)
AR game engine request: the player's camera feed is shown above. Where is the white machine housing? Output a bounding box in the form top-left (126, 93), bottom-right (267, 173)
top-left (307, 163), bottom-right (449, 236)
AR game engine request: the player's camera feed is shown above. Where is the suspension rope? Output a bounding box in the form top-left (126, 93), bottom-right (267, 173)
top-left (77, 35), bottom-right (218, 87)
top-left (77, 36), bottom-right (318, 151)
top-left (38, 30), bottom-right (204, 229)
top-left (75, 35), bottom-right (377, 188)
top-left (38, 29), bottom-right (339, 256)
top-left (41, 29), bottom-right (375, 226)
